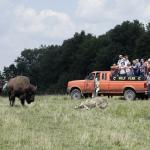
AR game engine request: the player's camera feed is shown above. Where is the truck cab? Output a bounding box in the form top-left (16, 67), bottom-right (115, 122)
top-left (67, 71), bottom-right (100, 99)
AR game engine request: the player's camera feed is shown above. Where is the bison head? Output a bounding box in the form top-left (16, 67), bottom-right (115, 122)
top-left (26, 84), bottom-right (37, 104)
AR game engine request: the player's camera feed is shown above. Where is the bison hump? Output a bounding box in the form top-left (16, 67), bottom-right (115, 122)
top-left (8, 76), bottom-right (31, 91)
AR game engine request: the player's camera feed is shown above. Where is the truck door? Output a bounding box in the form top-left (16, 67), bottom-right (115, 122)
top-left (85, 73), bottom-right (95, 93)
top-left (85, 72), bottom-right (100, 93)
top-left (100, 72), bottom-right (109, 93)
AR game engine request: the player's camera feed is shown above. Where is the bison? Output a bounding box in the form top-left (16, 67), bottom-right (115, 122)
top-left (7, 76), bottom-right (37, 106)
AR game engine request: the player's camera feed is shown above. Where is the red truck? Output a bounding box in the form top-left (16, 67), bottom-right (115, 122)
top-left (67, 71), bottom-right (148, 100)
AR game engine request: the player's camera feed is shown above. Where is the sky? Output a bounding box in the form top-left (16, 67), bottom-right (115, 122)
top-left (0, 0), bottom-right (150, 71)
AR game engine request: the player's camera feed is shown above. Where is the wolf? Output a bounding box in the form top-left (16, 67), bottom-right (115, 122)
top-left (75, 97), bottom-right (108, 110)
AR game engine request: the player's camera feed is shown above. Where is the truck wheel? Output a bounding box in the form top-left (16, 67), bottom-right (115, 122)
top-left (71, 89), bottom-right (81, 100)
top-left (124, 89), bottom-right (136, 101)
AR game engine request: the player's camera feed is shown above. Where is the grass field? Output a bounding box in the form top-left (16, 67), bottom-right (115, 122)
top-left (0, 95), bottom-right (150, 150)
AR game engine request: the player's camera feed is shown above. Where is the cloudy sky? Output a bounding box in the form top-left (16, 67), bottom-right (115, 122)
top-left (0, 0), bottom-right (150, 71)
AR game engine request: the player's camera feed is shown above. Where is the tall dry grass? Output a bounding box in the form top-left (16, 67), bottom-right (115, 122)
top-left (0, 95), bottom-right (150, 150)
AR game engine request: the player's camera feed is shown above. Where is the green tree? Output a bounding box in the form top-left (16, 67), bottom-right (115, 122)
top-left (135, 31), bottom-right (150, 59)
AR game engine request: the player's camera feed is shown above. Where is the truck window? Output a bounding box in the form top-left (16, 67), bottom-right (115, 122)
top-left (102, 73), bottom-right (107, 80)
top-left (85, 73), bottom-right (95, 80)
top-left (96, 73), bottom-right (100, 80)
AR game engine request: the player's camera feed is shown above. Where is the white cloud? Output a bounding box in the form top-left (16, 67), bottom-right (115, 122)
top-left (75, 0), bottom-right (150, 35)
top-left (76, 0), bottom-right (150, 23)
top-left (14, 6), bottom-right (76, 38)
top-left (0, 5), bottom-right (77, 70)
top-left (143, 5), bottom-right (150, 20)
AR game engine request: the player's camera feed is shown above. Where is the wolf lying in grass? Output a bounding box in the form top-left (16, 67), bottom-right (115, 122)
top-left (75, 97), bottom-right (108, 110)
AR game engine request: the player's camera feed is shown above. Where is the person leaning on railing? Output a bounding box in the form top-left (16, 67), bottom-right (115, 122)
top-left (119, 62), bottom-right (126, 77)
top-left (110, 64), bottom-right (119, 77)
top-left (126, 63), bottom-right (134, 77)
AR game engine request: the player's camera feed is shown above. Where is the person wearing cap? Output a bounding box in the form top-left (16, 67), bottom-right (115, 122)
top-left (117, 55), bottom-right (125, 68)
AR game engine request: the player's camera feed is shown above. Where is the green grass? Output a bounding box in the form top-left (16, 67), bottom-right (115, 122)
top-left (0, 95), bottom-right (150, 150)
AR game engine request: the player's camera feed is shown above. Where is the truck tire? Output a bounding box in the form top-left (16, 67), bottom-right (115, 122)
top-left (124, 89), bottom-right (136, 101)
top-left (71, 89), bottom-right (81, 100)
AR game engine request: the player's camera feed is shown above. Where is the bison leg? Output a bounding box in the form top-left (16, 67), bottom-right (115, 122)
top-left (19, 94), bottom-right (26, 106)
top-left (21, 99), bottom-right (25, 106)
top-left (8, 91), bottom-right (11, 106)
top-left (9, 95), bottom-right (11, 106)
top-left (9, 91), bottom-right (15, 107)
top-left (9, 96), bottom-right (15, 107)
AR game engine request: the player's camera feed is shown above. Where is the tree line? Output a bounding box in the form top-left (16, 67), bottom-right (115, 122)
top-left (1, 20), bottom-right (150, 93)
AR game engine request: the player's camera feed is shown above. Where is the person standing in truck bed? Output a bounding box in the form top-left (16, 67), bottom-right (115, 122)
top-left (126, 63), bottom-right (133, 77)
top-left (117, 55), bottom-right (125, 67)
top-left (139, 59), bottom-right (146, 77)
top-left (124, 55), bottom-right (130, 67)
top-left (119, 62), bottom-right (126, 77)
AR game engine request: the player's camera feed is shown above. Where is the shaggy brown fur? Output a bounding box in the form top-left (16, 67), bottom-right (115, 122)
top-left (7, 76), bottom-right (37, 106)
top-left (8, 76), bottom-right (30, 92)
top-left (75, 97), bottom-right (108, 110)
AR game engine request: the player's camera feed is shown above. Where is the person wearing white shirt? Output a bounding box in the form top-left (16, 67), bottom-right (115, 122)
top-left (117, 55), bottom-right (125, 67)
top-left (119, 62), bottom-right (126, 76)
top-left (124, 55), bottom-right (130, 67)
